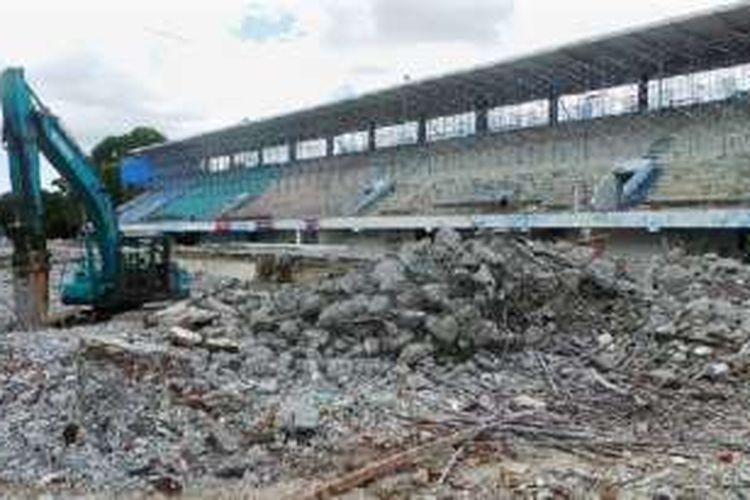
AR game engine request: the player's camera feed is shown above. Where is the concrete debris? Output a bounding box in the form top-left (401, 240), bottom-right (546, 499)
top-left (168, 326), bottom-right (203, 348)
top-left (398, 342), bottom-right (434, 366)
top-left (2, 229), bottom-right (750, 497)
top-left (704, 362), bottom-right (731, 380)
top-left (509, 394), bottom-right (547, 412)
top-left (279, 395), bottom-right (321, 435)
top-left (147, 300), bottom-right (219, 329)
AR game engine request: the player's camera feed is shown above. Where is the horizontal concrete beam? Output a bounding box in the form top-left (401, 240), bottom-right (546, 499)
top-left (122, 208), bottom-right (750, 236)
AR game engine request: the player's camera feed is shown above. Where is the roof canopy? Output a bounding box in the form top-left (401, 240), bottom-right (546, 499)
top-left (139, 3), bottom-right (750, 160)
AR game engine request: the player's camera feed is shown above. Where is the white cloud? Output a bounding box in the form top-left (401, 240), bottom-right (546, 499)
top-left (0, 0), bottom-right (726, 193)
top-left (369, 0), bottom-right (514, 44)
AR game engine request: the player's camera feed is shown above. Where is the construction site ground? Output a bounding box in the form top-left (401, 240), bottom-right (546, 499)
top-left (1, 231), bottom-right (750, 499)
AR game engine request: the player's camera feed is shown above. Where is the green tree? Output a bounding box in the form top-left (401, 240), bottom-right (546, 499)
top-left (0, 190), bottom-right (82, 240)
top-left (91, 126), bottom-right (166, 205)
top-left (0, 126), bottom-right (167, 240)
top-left (43, 190), bottom-right (83, 239)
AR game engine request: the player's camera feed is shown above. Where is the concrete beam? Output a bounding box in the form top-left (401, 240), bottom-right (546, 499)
top-left (122, 208), bottom-right (750, 235)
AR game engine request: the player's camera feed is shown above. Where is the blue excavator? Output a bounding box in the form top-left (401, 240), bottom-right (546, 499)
top-left (0, 67), bottom-right (189, 327)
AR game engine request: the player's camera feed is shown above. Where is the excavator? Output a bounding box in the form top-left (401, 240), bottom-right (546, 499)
top-left (0, 67), bottom-right (189, 328)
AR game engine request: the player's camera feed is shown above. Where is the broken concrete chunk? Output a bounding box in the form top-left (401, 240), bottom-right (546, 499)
top-left (203, 337), bottom-right (240, 353)
top-left (704, 362), bottom-right (730, 380)
top-left (148, 300), bottom-right (220, 329)
top-left (510, 395), bottom-right (547, 412)
top-left (433, 227), bottom-right (463, 252)
top-left (395, 310), bottom-right (427, 330)
top-left (82, 335), bottom-right (169, 365)
top-left (278, 320), bottom-right (301, 339)
top-left (647, 369), bottom-right (680, 388)
top-left (169, 326), bottom-right (203, 348)
top-left (421, 283), bottom-right (451, 309)
top-left (280, 397), bottom-right (320, 435)
top-left (472, 264), bottom-right (496, 290)
top-left (367, 295), bottom-right (392, 316)
top-left (298, 292), bottom-right (323, 318)
top-left (372, 258), bottom-right (407, 292)
top-left (257, 378), bottom-right (280, 394)
top-left (201, 296), bottom-right (238, 317)
top-left (206, 422), bottom-right (240, 455)
top-left (472, 320), bottom-right (501, 348)
top-left (425, 315), bottom-right (460, 345)
top-left (693, 345), bottom-right (713, 357)
top-left (651, 485), bottom-right (676, 500)
top-left (317, 296), bottom-right (369, 329)
top-left (363, 337), bottom-right (381, 357)
top-left (398, 342), bottom-right (434, 366)
top-left (597, 333), bottom-right (614, 347)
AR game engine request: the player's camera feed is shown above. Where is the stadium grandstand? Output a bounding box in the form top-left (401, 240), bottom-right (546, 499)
top-left (121, 3), bottom-right (750, 254)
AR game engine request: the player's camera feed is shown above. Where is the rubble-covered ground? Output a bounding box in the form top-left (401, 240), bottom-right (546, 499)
top-left (2, 230), bottom-right (750, 498)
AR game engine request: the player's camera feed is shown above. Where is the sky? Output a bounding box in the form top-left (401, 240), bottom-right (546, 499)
top-left (0, 0), bottom-right (730, 191)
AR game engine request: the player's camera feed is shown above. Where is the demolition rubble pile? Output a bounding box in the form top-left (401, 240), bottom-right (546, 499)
top-left (2, 230), bottom-right (750, 496)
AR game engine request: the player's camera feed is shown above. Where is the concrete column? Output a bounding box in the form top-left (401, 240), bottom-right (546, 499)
top-left (417, 116), bottom-right (427, 145)
top-left (368, 121), bottom-right (377, 152)
top-left (326, 136), bottom-right (335, 157)
top-left (638, 74), bottom-right (650, 113)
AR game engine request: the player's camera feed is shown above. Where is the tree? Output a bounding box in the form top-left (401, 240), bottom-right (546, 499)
top-left (0, 126), bottom-right (167, 240)
top-left (91, 127), bottom-right (166, 165)
top-left (91, 127), bottom-right (167, 205)
top-left (43, 190), bottom-right (83, 239)
top-left (0, 190), bottom-right (82, 240)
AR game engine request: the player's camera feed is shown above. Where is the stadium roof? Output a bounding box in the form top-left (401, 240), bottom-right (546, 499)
top-left (139, 2), bottom-right (750, 158)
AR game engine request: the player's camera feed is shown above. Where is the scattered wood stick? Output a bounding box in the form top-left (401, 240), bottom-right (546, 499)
top-left (437, 444), bottom-right (465, 485)
top-left (303, 424), bottom-right (491, 500)
top-left (589, 368), bottom-right (630, 396)
top-left (536, 352), bottom-right (560, 396)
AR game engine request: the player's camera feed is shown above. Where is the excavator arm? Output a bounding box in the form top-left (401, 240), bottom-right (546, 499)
top-left (33, 90), bottom-right (120, 302)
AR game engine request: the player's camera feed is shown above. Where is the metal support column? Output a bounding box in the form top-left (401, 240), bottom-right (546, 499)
top-left (475, 106), bottom-right (489, 135)
top-left (417, 116), bottom-right (427, 145)
top-left (638, 74), bottom-right (650, 113)
top-left (549, 89), bottom-right (559, 125)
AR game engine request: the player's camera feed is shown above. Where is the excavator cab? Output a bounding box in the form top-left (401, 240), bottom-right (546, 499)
top-left (62, 230), bottom-right (190, 308)
top-left (117, 234), bottom-right (190, 306)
